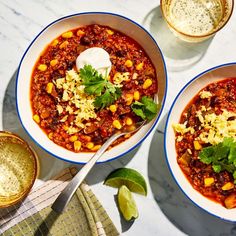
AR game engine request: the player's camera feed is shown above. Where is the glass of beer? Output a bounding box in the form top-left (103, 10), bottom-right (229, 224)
top-left (160, 0), bottom-right (234, 42)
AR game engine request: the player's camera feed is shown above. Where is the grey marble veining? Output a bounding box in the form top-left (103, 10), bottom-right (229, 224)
top-left (1, 0), bottom-right (236, 235)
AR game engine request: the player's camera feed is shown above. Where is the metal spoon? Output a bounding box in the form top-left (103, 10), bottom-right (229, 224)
top-left (51, 120), bottom-right (146, 213)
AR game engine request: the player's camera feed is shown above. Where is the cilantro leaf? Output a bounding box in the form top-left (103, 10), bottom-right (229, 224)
top-left (80, 65), bottom-right (103, 83)
top-left (213, 144), bottom-right (230, 161)
top-left (94, 90), bottom-right (113, 109)
top-left (80, 65), bottom-right (106, 96)
top-left (141, 96), bottom-right (158, 114)
top-left (230, 146), bottom-right (236, 164)
top-left (199, 146), bottom-right (214, 164)
top-left (132, 107), bottom-right (146, 120)
top-left (223, 137), bottom-right (234, 147)
top-left (113, 87), bottom-right (122, 100)
top-left (199, 137), bottom-right (236, 179)
top-left (131, 96), bottom-right (158, 121)
top-left (84, 81), bottom-right (106, 95)
top-left (94, 88), bottom-right (122, 109)
top-left (144, 110), bottom-right (157, 121)
top-left (79, 65), bottom-right (121, 109)
top-left (106, 82), bottom-right (116, 94)
top-left (212, 164), bottom-right (221, 173)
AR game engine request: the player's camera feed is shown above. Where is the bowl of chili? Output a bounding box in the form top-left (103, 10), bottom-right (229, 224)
top-left (165, 62), bottom-right (236, 221)
top-left (16, 12), bottom-right (167, 164)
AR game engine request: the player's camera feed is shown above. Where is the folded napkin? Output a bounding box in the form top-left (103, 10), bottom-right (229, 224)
top-left (0, 167), bottom-right (119, 236)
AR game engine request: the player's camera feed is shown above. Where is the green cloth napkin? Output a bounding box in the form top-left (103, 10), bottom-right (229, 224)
top-left (0, 167), bottom-right (119, 236)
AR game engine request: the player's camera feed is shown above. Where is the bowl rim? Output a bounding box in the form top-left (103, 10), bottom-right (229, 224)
top-left (15, 12), bottom-right (168, 164)
top-left (164, 61), bottom-right (236, 222)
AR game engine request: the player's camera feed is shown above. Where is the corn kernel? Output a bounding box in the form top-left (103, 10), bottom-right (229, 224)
top-left (225, 194), bottom-right (236, 209)
top-left (59, 41), bottom-right (69, 49)
top-left (86, 142), bottom-right (94, 150)
top-left (46, 82), bottom-right (54, 94)
top-left (51, 39), bottom-right (59, 46)
top-left (133, 91), bottom-right (140, 101)
top-left (125, 94), bottom-right (133, 105)
top-left (109, 104), bottom-right (117, 113)
top-left (143, 78), bottom-right (153, 89)
top-left (222, 182), bottom-right (234, 191)
top-left (74, 140), bottom-right (82, 151)
top-left (63, 125), bottom-right (69, 131)
top-left (50, 59), bottom-right (58, 67)
top-left (136, 62), bottom-right (143, 70)
top-left (48, 132), bottom-right (53, 139)
top-left (38, 64), bottom-right (47, 71)
top-left (125, 118), bottom-right (133, 126)
top-left (113, 120), bottom-right (122, 130)
top-left (193, 140), bottom-right (202, 150)
top-left (62, 31), bottom-right (73, 38)
top-left (33, 114), bottom-right (40, 123)
top-left (91, 145), bottom-right (101, 151)
top-left (125, 60), bottom-right (133, 68)
top-left (204, 177), bottom-right (214, 187)
top-left (69, 135), bottom-right (78, 142)
top-left (127, 125), bottom-right (136, 131)
top-left (124, 134), bottom-right (131, 139)
top-left (106, 29), bottom-right (114, 35)
top-left (77, 30), bottom-right (85, 36)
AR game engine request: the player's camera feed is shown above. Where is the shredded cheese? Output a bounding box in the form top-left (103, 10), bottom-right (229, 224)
top-left (54, 69), bottom-right (97, 130)
top-left (199, 90), bottom-right (212, 99)
top-left (67, 126), bottom-right (80, 135)
top-left (56, 105), bottom-right (63, 114)
top-left (60, 115), bottom-right (68, 122)
top-left (113, 72), bottom-right (130, 87)
top-left (55, 78), bottom-right (65, 89)
top-left (172, 123), bottom-right (195, 135)
top-left (66, 105), bottom-right (74, 114)
top-left (196, 109), bottom-right (236, 145)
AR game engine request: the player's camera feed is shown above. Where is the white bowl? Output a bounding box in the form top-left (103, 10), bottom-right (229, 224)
top-left (16, 12), bottom-right (167, 164)
top-left (165, 62), bottom-right (236, 222)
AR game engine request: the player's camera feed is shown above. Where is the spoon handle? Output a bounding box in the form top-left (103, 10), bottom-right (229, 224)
top-left (51, 132), bottom-right (122, 213)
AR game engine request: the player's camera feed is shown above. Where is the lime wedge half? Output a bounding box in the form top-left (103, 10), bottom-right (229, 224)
top-left (118, 185), bottom-right (139, 221)
top-left (104, 168), bottom-right (147, 196)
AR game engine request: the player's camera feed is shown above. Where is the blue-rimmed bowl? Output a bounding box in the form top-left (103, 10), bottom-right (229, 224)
top-left (16, 12), bottom-right (167, 164)
top-left (165, 62), bottom-right (236, 222)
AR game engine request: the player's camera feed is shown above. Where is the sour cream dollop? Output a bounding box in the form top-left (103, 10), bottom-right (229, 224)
top-left (76, 47), bottom-right (112, 77)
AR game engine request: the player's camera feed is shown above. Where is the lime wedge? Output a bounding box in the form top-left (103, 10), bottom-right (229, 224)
top-left (104, 168), bottom-right (147, 196)
top-left (118, 185), bottom-right (139, 221)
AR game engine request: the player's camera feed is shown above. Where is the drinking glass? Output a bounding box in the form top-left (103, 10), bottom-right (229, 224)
top-left (161, 0), bottom-right (234, 42)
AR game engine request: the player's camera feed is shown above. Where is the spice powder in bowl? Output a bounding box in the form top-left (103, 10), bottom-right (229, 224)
top-left (0, 131), bottom-right (39, 208)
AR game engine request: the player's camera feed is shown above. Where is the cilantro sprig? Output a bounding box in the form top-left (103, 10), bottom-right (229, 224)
top-left (80, 65), bottom-right (121, 109)
top-left (199, 137), bottom-right (236, 181)
top-left (131, 96), bottom-right (159, 121)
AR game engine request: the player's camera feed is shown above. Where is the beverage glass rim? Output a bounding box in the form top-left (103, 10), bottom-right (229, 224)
top-left (160, 0), bottom-right (234, 39)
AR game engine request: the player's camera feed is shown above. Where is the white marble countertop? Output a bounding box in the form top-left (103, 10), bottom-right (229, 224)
top-left (1, 0), bottom-right (236, 235)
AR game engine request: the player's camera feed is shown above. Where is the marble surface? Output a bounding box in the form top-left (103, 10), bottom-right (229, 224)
top-left (1, 0), bottom-right (236, 235)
